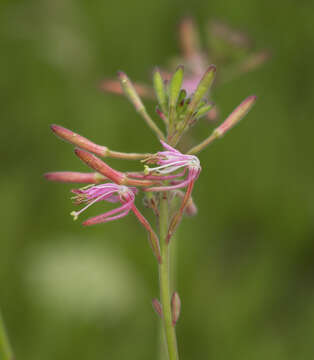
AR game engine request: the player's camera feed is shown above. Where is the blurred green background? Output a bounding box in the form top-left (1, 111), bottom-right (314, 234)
top-left (1, 0), bottom-right (314, 359)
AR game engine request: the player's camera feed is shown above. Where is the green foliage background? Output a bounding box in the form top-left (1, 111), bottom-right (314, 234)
top-left (1, 0), bottom-right (314, 359)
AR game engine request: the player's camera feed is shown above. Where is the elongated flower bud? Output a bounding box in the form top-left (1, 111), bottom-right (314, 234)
top-left (51, 125), bottom-right (108, 157)
top-left (152, 298), bottom-right (163, 318)
top-left (131, 205), bottom-right (161, 263)
top-left (213, 95), bottom-right (257, 137)
top-left (74, 148), bottom-right (125, 184)
top-left (174, 190), bottom-right (198, 216)
top-left (44, 171), bottom-right (106, 184)
top-left (188, 95), bottom-right (257, 155)
top-left (171, 292), bottom-right (181, 325)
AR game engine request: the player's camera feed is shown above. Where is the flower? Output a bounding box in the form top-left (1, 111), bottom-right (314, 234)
top-left (70, 183), bottom-right (137, 226)
top-left (144, 140), bottom-right (201, 192)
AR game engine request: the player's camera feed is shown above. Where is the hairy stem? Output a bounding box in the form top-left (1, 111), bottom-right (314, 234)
top-left (0, 311), bottom-right (14, 360)
top-left (158, 195), bottom-right (179, 360)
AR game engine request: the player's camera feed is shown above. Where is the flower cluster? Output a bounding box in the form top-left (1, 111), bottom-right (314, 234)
top-left (45, 64), bottom-right (256, 259)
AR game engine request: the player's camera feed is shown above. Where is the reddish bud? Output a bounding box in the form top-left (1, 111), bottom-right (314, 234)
top-left (171, 292), bottom-right (181, 325)
top-left (152, 298), bottom-right (163, 318)
top-left (51, 125), bottom-right (108, 157)
top-left (214, 95), bottom-right (257, 137)
top-left (131, 205), bottom-right (161, 263)
top-left (74, 148), bottom-right (125, 184)
top-left (174, 190), bottom-right (198, 216)
top-left (44, 171), bottom-right (106, 184)
top-left (167, 181), bottom-right (195, 242)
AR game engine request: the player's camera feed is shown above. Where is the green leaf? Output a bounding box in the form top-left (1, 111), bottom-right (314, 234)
top-left (153, 69), bottom-right (168, 115)
top-left (169, 65), bottom-right (184, 108)
top-left (186, 65), bottom-right (216, 116)
top-left (195, 103), bottom-right (213, 119)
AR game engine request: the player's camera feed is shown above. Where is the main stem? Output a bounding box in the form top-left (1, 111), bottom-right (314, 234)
top-left (0, 310), bottom-right (14, 360)
top-left (158, 194), bottom-right (179, 360)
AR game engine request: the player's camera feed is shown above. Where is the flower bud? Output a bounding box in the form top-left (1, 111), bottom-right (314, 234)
top-left (152, 298), bottom-right (163, 318)
top-left (213, 95), bottom-right (257, 137)
top-left (74, 148), bottom-right (125, 184)
top-left (171, 292), bottom-right (181, 325)
top-left (44, 171), bottom-right (106, 184)
top-left (51, 125), bottom-right (108, 157)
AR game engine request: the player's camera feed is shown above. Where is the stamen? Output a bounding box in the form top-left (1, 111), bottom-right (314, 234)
top-left (71, 192), bottom-right (112, 220)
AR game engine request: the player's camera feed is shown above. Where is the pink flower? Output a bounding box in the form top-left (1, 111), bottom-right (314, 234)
top-left (145, 140), bottom-right (201, 192)
top-left (70, 183), bottom-right (137, 226)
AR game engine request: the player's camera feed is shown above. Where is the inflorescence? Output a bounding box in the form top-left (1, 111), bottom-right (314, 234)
top-left (45, 64), bottom-right (256, 260)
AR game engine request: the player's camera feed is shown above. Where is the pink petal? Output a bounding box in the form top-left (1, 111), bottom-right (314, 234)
top-left (83, 209), bottom-right (130, 225)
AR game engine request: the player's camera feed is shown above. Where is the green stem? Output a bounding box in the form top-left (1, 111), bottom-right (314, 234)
top-left (158, 195), bottom-right (179, 360)
top-left (158, 319), bottom-right (167, 360)
top-left (0, 311), bottom-right (14, 360)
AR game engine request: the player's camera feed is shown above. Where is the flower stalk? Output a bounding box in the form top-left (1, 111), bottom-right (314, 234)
top-left (158, 194), bottom-right (179, 360)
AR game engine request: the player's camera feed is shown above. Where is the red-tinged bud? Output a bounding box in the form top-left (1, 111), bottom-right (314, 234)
top-left (74, 149), bottom-right (156, 187)
top-left (131, 205), bottom-right (161, 263)
top-left (171, 292), bottom-right (181, 325)
top-left (51, 125), bottom-right (108, 157)
top-left (174, 190), bottom-right (198, 216)
top-left (167, 181), bottom-right (195, 242)
top-left (74, 148), bottom-right (125, 184)
top-left (213, 95), bottom-right (257, 138)
top-left (185, 199), bottom-right (197, 216)
top-left (44, 171), bottom-right (106, 184)
top-left (152, 298), bottom-right (163, 318)
top-left (172, 190), bottom-right (197, 216)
